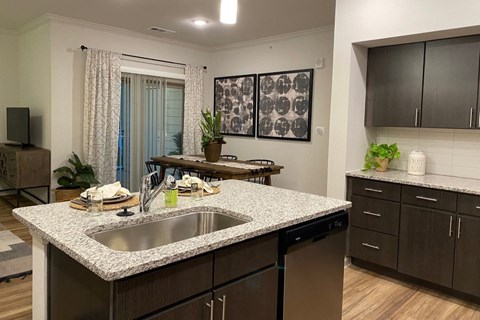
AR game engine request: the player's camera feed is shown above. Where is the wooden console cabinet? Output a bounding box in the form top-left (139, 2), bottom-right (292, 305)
top-left (0, 144), bottom-right (51, 206)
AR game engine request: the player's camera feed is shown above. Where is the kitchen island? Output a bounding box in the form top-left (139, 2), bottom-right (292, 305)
top-left (14, 180), bottom-right (351, 319)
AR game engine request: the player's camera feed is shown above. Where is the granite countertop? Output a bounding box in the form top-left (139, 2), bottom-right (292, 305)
top-left (13, 180), bottom-right (351, 281)
top-left (347, 170), bottom-right (480, 195)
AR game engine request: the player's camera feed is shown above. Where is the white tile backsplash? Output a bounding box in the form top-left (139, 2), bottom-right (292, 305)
top-left (375, 128), bottom-right (480, 179)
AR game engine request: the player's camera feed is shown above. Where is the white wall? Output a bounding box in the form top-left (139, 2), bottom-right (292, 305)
top-left (18, 22), bottom-right (52, 149)
top-left (0, 31), bottom-right (19, 142)
top-left (205, 28), bottom-right (334, 195)
top-left (328, 0), bottom-right (480, 199)
top-left (47, 17), bottom-right (209, 187)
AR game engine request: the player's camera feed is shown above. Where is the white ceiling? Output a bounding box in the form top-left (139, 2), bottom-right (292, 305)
top-left (0, 0), bottom-right (335, 47)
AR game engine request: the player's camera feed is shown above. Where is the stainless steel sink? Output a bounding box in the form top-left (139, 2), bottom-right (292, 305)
top-left (90, 210), bottom-right (249, 252)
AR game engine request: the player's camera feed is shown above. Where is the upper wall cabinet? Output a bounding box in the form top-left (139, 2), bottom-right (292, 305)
top-left (422, 36), bottom-right (480, 128)
top-left (365, 43), bottom-right (425, 127)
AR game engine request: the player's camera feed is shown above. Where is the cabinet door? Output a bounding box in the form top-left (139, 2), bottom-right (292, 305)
top-left (146, 293), bottom-right (213, 320)
top-left (453, 215), bottom-right (480, 297)
top-left (365, 42), bottom-right (425, 127)
top-left (398, 205), bottom-right (455, 287)
top-left (213, 267), bottom-right (278, 320)
top-left (422, 36), bottom-right (480, 128)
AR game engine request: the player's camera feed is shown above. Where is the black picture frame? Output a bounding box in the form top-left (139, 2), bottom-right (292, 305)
top-left (256, 69), bottom-right (314, 141)
top-left (214, 74), bottom-right (257, 137)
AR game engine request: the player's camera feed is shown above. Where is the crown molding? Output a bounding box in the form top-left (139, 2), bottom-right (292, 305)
top-left (44, 14), bottom-right (210, 52)
top-left (0, 29), bottom-right (17, 36)
top-left (210, 25), bottom-right (334, 52)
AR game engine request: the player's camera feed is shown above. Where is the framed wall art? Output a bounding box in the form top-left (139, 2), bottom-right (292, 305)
top-left (257, 69), bottom-right (313, 141)
top-left (214, 74), bottom-right (257, 137)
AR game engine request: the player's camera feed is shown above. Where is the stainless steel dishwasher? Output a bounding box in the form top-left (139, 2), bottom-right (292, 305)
top-left (278, 210), bottom-right (348, 320)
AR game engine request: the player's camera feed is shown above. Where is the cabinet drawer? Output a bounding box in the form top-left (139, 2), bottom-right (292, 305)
top-left (351, 178), bottom-right (401, 201)
top-left (146, 293), bottom-right (212, 320)
top-left (349, 226), bottom-right (398, 269)
top-left (458, 194), bottom-right (480, 217)
top-left (350, 195), bottom-right (400, 236)
top-left (114, 254), bottom-right (213, 320)
top-left (402, 186), bottom-right (457, 212)
top-left (214, 233), bottom-right (278, 286)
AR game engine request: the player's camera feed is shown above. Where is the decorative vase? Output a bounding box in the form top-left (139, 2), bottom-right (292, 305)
top-left (54, 187), bottom-right (82, 202)
top-left (374, 157), bottom-right (389, 172)
top-left (204, 142), bottom-right (222, 162)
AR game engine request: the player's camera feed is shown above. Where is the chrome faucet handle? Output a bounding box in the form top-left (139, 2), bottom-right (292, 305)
top-left (139, 173), bottom-right (174, 213)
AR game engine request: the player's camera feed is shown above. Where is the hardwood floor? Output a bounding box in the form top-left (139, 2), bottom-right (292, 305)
top-left (0, 195), bottom-right (34, 320)
top-left (343, 264), bottom-right (480, 320)
top-left (1, 195), bottom-right (479, 320)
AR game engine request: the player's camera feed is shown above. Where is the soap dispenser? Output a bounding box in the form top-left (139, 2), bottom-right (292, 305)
top-left (164, 177), bottom-right (178, 208)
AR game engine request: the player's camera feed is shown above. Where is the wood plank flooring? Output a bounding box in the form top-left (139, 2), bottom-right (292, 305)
top-left (343, 264), bottom-right (480, 320)
top-left (0, 195), bottom-right (479, 320)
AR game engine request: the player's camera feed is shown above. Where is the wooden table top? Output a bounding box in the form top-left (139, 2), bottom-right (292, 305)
top-left (150, 155), bottom-right (284, 180)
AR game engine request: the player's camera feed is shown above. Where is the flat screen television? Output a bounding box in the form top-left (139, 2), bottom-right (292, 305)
top-left (6, 107), bottom-right (31, 146)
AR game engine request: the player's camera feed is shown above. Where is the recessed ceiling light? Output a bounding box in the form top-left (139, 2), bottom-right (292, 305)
top-left (193, 19), bottom-right (208, 26)
top-left (220, 0), bottom-right (237, 24)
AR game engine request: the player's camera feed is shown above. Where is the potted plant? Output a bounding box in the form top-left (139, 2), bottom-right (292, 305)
top-left (363, 143), bottom-right (401, 172)
top-left (52, 152), bottom-right (99, 202)
top-left (200, 108), bottom-right (226, 162)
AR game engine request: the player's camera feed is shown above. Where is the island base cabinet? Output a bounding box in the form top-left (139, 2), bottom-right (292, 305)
top-left (453, 215), bottom-right (480, 297)
top-left (146, 293), bottom-right (213, 320)
top-left (213, 267), bottom-right (278, 320)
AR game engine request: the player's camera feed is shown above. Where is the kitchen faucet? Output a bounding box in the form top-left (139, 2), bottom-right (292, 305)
top-left (139, 172), bottom-right (175, 213)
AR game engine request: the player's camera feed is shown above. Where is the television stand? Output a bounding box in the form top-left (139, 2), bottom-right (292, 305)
top-left (0, 144), bottom-right (50, 207)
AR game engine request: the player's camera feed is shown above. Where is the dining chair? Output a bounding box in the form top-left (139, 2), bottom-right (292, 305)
top-left (246, 159), bottom-right (275, 184)
top-left (220, 154), bottom-right (238, 160)
top-left (145, 161), bottom-right (180, 186)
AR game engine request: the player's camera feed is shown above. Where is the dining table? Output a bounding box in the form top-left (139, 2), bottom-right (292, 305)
top-left (150, 155), bottom-right (284, 186)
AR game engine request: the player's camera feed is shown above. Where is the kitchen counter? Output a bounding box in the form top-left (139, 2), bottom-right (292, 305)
top-left (347, 170), bottom-right (480, 195)
top-left (13, 180), bottom-right (350, 281)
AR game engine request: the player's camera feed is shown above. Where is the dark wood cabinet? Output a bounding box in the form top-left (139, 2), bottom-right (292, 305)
top-left (453, 214), bottom-right (480, 297)
top-left (49, 233), bottom-right (279, 320)
top-left (398, 205), bottom-right (455, 287)
top-left (213, 267), bottom-right (278, 320)
top-left (365, 43), bottom-right (425, 127)
top-left (146, 293), bottom-right (213, 320)
top-left (349, 226), bottom-right (398, 269)
top-left (422, 36), bottom-right (480, 128)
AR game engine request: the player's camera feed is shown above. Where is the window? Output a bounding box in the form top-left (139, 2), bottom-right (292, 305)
top-left (117, 73), bottom-right (184, 190)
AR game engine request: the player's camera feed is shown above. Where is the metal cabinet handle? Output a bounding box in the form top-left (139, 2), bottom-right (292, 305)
top-left (415, 195), bottom-right (438, 202)
top-left (476, 206), bottom-right (480, 210)
top-left (217, 295), bottom-right (227, 320)
top-left (364, 187), bottom-right (383, 193)
top-left (470, 108), bottom-right (475, 128)
top-left (449, 216), bottom-right (454, 237)
top-left (362, 242), bottom-right (380, 250)
top-left (415, 108), bottom-right (420, 127)
top-left (457, 218), bottom-right (462, 239)
top-left (206, 300), bottom-right (214, 320)
top-left (363, 211), bottom-right (382, 217)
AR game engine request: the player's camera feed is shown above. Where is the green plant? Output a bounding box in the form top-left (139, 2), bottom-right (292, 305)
top-left (363, 143), bottom-right (401, 170)
top-left (168, 132), bottom-right (183, 156)
top-left (53, 152), bottom-right (99, 189)
top-left (200, 108), bottom-right (225, 152)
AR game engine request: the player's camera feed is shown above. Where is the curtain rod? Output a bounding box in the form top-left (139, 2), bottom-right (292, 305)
top-left (80, 45), bottom-right (207, 70)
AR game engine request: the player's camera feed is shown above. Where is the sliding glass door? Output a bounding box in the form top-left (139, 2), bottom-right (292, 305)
top-left (118, 73), bottom-right (184, 190)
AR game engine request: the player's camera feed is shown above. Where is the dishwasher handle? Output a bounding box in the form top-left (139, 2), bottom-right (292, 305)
top-left (282, 211), bottom-right (348, 248)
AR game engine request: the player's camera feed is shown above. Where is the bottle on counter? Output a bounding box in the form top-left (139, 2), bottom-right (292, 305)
top-left (407, 149), bottom-right (426, 176)
top-left (164, 178), bottom-right (178, 208)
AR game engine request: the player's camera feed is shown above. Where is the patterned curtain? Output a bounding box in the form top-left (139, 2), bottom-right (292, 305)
top-left (83, 49), bottom-right (122, 184)
top-left (183, 65), bottom-right (204, 155)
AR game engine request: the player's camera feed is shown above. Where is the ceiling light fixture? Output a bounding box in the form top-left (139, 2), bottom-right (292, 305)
top-left (220, 0), bottom-right (237, 24)
top-left (193, 19), bottom-right (208, 26)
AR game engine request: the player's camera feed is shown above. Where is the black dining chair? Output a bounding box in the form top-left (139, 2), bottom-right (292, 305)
top-left (246, 159), bottom-right (275, 185)
top-left (220, 154), bottom-right (238, 160)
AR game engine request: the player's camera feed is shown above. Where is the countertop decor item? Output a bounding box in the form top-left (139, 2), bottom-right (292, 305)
top-left (200, 108), bottom-right (226, 162)
top-left (363, 143), bottom-right (401, 172)
top-left (53, 152), bottom-right (99, 202)
top-left (407, 149), bottom-right (426, 175)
